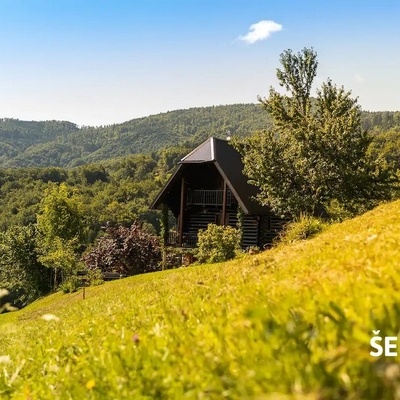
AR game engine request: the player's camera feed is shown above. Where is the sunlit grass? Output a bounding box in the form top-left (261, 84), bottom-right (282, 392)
top-left (2, 200), bottom-right (400, 398)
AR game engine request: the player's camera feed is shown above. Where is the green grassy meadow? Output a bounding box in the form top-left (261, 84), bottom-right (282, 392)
top-left (2, 200), bottom-right (400, 399)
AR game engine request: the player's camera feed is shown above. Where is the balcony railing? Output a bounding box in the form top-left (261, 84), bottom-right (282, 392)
top-left (187, 189), bottom-right (232, 206)
top-left (167, 232), bottom-right (198, 248)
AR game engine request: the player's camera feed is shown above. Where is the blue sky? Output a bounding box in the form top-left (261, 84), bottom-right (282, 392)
top-left (0, 0), bottom-right (399, 126)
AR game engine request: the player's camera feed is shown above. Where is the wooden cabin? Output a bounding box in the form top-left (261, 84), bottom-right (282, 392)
top-left (151, 137), bottom-right (285, 248)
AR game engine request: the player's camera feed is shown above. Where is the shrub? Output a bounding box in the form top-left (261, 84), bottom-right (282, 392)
top-left (160, 247), bottom-right (196, 269)
top-left (0, 225), bottom-right (51, 308)
top-left (38, 238), bottom-right (81, 290)
top-left (82, 223), bottom-right (161, 276)
top-left (59, 276), bottom-right (80, 294)
top-left (196, 224), bottom-right (241, 264)
top-left (278, 214), bottom-right (327, 244)
top-left (86, 268), bottom-right (104, 286)
top-left (325, 199), bottom-right (359, 222)
top-left (247, 246), bottom-right (260, 254)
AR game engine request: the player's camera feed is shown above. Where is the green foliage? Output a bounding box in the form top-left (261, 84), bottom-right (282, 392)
top-left (246, 245), bottom-right (260, 254)
top-left (0, 105), bottom-right (269, 167)
top-left (160, 205), bottom-right (169, 245)
top-left (235, 48), bottom-right (396, 217)
top-left (324, 199), bottom-right (355, 222)
top-left (0, 150), bottom-right (167, 236)
top-left (82, 223), bottom-right (161, 276)
top-left (2, 200), bottom-right (400, 398)
top-left (278, 214), bottom-right (327, 244)
top-left (37, 183), bottom-right (86, 244)
top-left (37, 184), bottom-right (87, 289)
top-left (362, 110), bottom-right (400, 131)
top-left (0, 105), bottom-right (399, 237)
top-left (0, 225), bottom-right (50, 307)
top-left (368, 127), bottom-right (400, 169)
top-left (196, 224), bottom-right (241, 263)
top-left (59, 276), bottom-right (80, 294)
top-left (79, 164), bottom-right (109, 185)
top-left (162, 247), bottom-right (195, 269)
top-left (85, 268), bottom-right (104, 286)
top-left (1, 105), bottom-right (397, 169)
top-left (236, 206), bottom-right (245, 242)
top-left (38, 238), bottom-right (81, 280)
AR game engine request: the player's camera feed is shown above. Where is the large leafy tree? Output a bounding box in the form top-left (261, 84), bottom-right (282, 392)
top-left (234, 48), bottom-right (395, 217)
top-left (36, 183), bottom-right (87, 288)
top-left (37, 183), bottom-right (86, 243)
top-left (0, 225), bottom-right (51, 307)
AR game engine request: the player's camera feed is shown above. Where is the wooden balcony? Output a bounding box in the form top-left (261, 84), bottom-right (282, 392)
top-left (187, 189), bottom-right (232, 206)
top-left (167, 231), bottom-right (198, 248)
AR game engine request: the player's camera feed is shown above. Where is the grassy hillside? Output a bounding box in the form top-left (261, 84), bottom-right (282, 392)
top-left (1, 200), bottom-right (400, 398)
top-left (1, 104), bottom-right (400, 167)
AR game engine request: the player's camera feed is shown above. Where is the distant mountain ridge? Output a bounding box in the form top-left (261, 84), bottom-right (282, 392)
top-left (1, 104), bottom-right (399, 168)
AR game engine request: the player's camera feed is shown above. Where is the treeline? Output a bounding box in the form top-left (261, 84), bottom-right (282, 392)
top-left (2, 104), bottom-right (400, 168)
top-left (0, 104), bottom-right (269, 167)
top-left (362, 111), bottom-right (400, 131)
top-left (1, 122), bottom-right (400, 238)
top-left (0, 144), bottom-right (192, 233)
top-left (1, 101), bottom-right (400, 309)
top-left (0, 144), bottom-right (195, 307)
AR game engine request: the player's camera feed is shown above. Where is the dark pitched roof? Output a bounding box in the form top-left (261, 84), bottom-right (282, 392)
top-left (180, 138), bottom-right (214, 163)
top-left (151, 137), bottom-right (269, 215)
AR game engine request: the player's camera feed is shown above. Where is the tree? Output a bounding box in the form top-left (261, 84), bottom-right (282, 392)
top-left (37, 183), bottom-right (86, 243)
top-left (82, 223), bottom-right (161, 276)
top-left (36, 183), bottom-right (87, 289)
top-left (0, 225), bottom-right (51, 307)
top-left (234, 48), bottom-right (395, 217)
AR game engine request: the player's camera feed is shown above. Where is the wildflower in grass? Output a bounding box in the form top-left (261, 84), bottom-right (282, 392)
top-left (86, 379), bottom-right (96, 390)
top-left (366, 234), bottom-right (378, 243)
top-left (41, 314), bottom-right (60, 322)
top-left (132, 334), bottom-right (140, 344)
top-left (0, 355), bottom-right (11, 364)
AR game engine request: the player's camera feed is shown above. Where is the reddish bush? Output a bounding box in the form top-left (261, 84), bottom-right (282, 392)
top-left (82, 223), bottom-right (161, 276)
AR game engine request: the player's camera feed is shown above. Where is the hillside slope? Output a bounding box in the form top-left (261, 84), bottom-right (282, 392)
top-left (0, 104), bottom-right (270, 167)
top-left (1, 201), bottom-right (400, 398)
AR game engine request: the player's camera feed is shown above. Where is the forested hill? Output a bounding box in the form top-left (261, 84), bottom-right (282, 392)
top-left (1, 104), bottom-right (400, 168)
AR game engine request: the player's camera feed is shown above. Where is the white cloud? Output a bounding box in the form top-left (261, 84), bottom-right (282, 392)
top-left (354, 74), bottom-right (365, 84)
top-left (239, 20), bottom-right (282, 44)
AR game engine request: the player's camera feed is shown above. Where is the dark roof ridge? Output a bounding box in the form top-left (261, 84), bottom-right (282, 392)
top-left (151, 136), bottom-right (269, 215)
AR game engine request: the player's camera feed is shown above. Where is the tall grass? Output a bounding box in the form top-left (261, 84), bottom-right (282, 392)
top-left (278, 213), bottom-right (327, 244)
top-left (1, 200), bottom-right (400, 399)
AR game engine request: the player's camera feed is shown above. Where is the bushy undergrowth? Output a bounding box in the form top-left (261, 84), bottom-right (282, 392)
top-left (196, 223), bottom-right (241, 263)
top-left (162, 247), bottom-right (195, 269)
top-left (278, 214), bottom-right (327, 244)
top-left (85, 268), bottom-right (104, 286)
top-left (82, 223), bottom-right (161, 275)
top-left (2, 201), bottom-right (400, 398)
top-left (59, 276), bottom-right (80, 294)
top-left (0, 225), bottom-right (51, 308)
top-left (324, 199), bottom-right (355, 221)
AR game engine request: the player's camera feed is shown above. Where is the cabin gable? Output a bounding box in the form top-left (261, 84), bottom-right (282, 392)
top-left (151, 137), bottom-right (285, 248)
